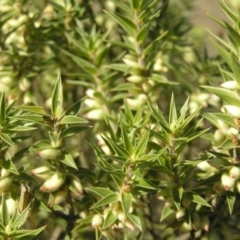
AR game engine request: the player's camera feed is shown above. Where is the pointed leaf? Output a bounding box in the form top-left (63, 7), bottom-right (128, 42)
top-left (135, 177), bottom-right (157, 190)
top-left (0, 133), bottom-right (14, 146)
top-left (14, 106), bottom-right (50, 116)
top-left (171, 187), bottom-right (183, 211)
top-left (64, 98), bottom-right (85, 116)
top-left (134, 131), bottom-right (150, 157)
top-left (0, 92), bottom-right (6, 124)
top-left (226, 23), bottom-right (240, 48)
top-left (226, 191), bottom-right (235, 215)
top-left (160, 205), bottom-right (174, 222)
top-left (104, 11), bottom-right (136, 36)
top-left (29, 140), bottom-right (52, 152)
top-left (11, 204), bottom-right (30, 229)
top-left (121, 192), bottom-right (132, 217)
top-left (169, 94), bottom-right (177, 125)
top-left (185, 192), bottom-right (211, 207)
top-left (11, 226), bottom-right (45, 238)
top-left (201, 85), bottom-right (240, 108)
top-left (58, 115), bottom-right (88, 125)
top-left (52, 73), bottom-right (63, 118)
top-left (211, 40), bottom-right (232, 67)
top-left (1, 195), bottom-right (9, 226)
top-left (59, 150), bottom-right (78, 169)
top-left (86, 187), bottom-right (114, 197)
top-left (128, 214), bottom-right (142, 231)
top-left (231, 53), bottom-right (240, 86)
top-left (121, 125), bottom-right (133, 153)
top-left (149, 104), bottom-right (171, 132)
top-left (61, 126), bottom-right (89, 139)
top-left (91, 193), bottom-right (119, 209)
top-left (102, 211), bottom-right (117, 229)
top-left (219, 1), bottom-right (238, 22)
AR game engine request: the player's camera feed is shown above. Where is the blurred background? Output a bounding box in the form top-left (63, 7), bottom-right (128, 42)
top-left (190, 0), bottom-right (237, 56)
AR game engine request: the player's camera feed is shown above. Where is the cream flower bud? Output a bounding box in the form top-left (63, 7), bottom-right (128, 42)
top-left (182, 198), bottom-right (191, 208)
top-left (229, 166), bottom-right (240, 180)
top-left (214, 130), bottom-right (225, 145)
top-left (192, 213), bottom-right (200, 230)
top-left (126, 75), bottom-right (145, 84)
top-left (176, 208), bottom-right (185, 219)
top-left (122, 54), bottom-right (140, 68)
top-left (0, 177), bottom-right (13, 192)
top-left (236, 181), bottom-right (240, 193)
top-left (221, 173), bottom-right (235, 190)
top-left (221, 81), bottom-right (239, 90)
top-left (69, 175), bottom-right (83, 197)
top-left (1, 169), bottom-right (10, 178)
top-left (200, 217), bottom-right (209, 231)
top-left (117, 209), bottom-right (125, 223)
top-left (48, 186), bottom-right (68, 207)
top-left (224, 105), bottom-right (240, 118)
top-left (85, 109), bottom-right (104, 120)
top-left (125, 219), bottom-right (135, 230)
top-left (38, 148), bottom-right (61, 160)
top-left (40, 172), bottom-right (65, 192)
top-left (213, 181), bottom-right (225, 194)
top-left (0, 198), bottom-right (17, 216)
top-left (91, 214), bottom-right (103, 228)
top-left (179, 222), bottom-right (192, 234)
top-left (31, 166), bottom-right (53, 180)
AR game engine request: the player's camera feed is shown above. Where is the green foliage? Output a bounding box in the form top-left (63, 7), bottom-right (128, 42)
top-left (1, 0), bottom-right (240, 239)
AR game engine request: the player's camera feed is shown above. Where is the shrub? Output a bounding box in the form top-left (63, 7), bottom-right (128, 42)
top-left (0, 0), bottom-right (239, 239)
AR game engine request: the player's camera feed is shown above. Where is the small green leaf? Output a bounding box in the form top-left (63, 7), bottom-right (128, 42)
top-left (160, 205), bottom-right (174, 222)
top-left (230, 53), bottom-right (240, 86)
top-left (9, 115), bottom-right (45, 125)
top-left (201, 85), bottom-right (240, 108)
top-left (134, 131), bottom-right (149, 157)
top-left (0, 92), bottom-right (6, 124)
top-left (137, 25), bottom-right (148, 43)
top-left (185, 192), bottom-right (211, 207)
top-left (14, 106), bottom-right (50, 116)
top-left (150, 104), bottom-right (171, 133)
top-left (219, 0), bottom-right (238, 22)
top-left (1, 160), bottom-right (19, 175)
top-left (169, 93), bottom-right (177, 126)
top-left (52, 73), bottom-right (63, 118)
top-left (0, 133), bottom-right (14, 146)
top-left (171, 187), bottom-right (183, 211)
top-left (59, 150), bottom-right (78, 169)
top-left (73, 216), bottom-right (93, 231)
top-left (226, 191), bottom-right (235, 215)
top-left (211, 40), bottom-right (232, 67)
top-left (58, 115), bottom-right (88, 125)
top-left (1, 195), bottom-right (9, 226)
top-left (134, 177), bottom-right (157, 190)
top-left (102, 211), bottom-right (117, 229)
top-left (132, 0), bottom-right (141, 10)
top-left (91, 193), bottom-right (119, 209)
top-left (8, 126), bottom-right (36, 132)
top-left (29, 140), bottom-right (52, 152)
top-left (128, 214), bottom-right (142, 231)
top-left (64, 98), bottom-right (85, 116)
top-left (11, 203), bottom-right (30, 229)
top-left (121, 192), bottom-right (132, 217)
top-left (203, 112), bottom-right (236, 129)
top-left (86, 187), bottom-right (114, 197)
top-left (104, 11), bottom-right (136, 36)
top-left (121, 125), bottom-right (133, 154)
top-left (11, 226), bottom-right (46, 239)
top-left (61, 126), bottom-right (89, 139)
top-left (226, 23), bottom-right (240, 48)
